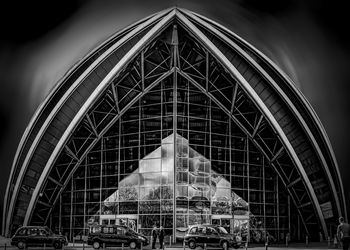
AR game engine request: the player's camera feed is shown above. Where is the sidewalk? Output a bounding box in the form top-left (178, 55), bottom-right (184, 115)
top-left (0, 237), bottom-right (340, 250)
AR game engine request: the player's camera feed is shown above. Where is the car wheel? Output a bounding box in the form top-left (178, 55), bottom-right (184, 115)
top-left (53, 241), bottom-right (62, 249)
top-left (188, 240), bottom-right (196, 249)
top-left (93, 241), bottom-right (101, 249)
top-left (129, 241), bottom-right (137, 249)
top-left (17, 241), bottom-right (25, 249)
top-left (222, 241), bottom-right (229, 250)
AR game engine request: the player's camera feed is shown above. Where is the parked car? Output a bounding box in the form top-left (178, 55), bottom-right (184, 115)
top-left (184, 224), bottom-right (242, 249)
top-left (11, 226), bottom-right (68, 249)
top-left (87, 225), bottom-right (148, 249)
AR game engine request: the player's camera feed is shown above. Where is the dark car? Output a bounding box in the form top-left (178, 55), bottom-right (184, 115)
top-left (87, 225), bottom-right (148, 249)
top-left (11, 226), bottom-right (68, 249)
top-left (184, 224), bottom-right (242, 249)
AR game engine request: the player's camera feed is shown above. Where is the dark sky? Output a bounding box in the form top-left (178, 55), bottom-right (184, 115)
top-left (0, 0), bottom-right (349, 229)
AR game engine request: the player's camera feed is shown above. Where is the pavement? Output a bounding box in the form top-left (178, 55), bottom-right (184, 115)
top-left (0, 237), bottom-right (342, 250)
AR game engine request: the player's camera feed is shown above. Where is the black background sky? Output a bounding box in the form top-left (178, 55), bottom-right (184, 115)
top-left (0, 0), bottom-right (349, 231)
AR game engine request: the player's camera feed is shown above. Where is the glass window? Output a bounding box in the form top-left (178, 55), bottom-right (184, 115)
top-left (39, 229), bottom-right (47, 236)
top-left (17, 228), bottom-right (27, 236)
top-left (118, 187), bottom-right (138, 201)
top-left (28, 228), bottom-right (38, 236)
top-left (139, 172), bottom-right (161, 186)
top-left (189, 226), bottom-right (197, 234)
top-left (90, 226), bottom-right (101, 233)
top-left (116, 227), bottom-right (126, 235)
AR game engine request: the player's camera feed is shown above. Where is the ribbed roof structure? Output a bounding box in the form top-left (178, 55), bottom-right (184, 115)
top-left (3, 7), bottom-right (346, 238)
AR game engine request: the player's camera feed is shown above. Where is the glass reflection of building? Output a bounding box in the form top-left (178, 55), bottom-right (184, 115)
top-left (53, 75), bottom-right (289, 242)
top-left (7, 8), bottom-right (345, 245)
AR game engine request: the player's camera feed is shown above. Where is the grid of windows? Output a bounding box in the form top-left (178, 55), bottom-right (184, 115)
top-left (52, 74), bottom-right (292, 243)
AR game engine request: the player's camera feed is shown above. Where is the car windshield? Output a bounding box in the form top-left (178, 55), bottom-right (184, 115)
top-left (217, 227), bottom-right (228, 234)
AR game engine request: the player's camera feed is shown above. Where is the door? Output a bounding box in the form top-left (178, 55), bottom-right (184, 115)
top-left (114, 226), bottom-right (129, 246)
top-left (38, 228), bottom-right (51, 246)
top-left (206, 226), bottom-right (220, 246)
top-left (26, 228), bottom-right (39, 247)
top-left (101, 226), bottom-right (114, 246)
top-left (197, 226), bottom-right (207, 245)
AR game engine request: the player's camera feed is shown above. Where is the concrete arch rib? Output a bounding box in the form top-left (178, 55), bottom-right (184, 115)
top-left (189, 9), bottom-right (346, 220)
top-left (175, 10), bottom-right (328, 237)
top-left (179, 8), bottom-right (342, 222)
top-left (4, 8), bottom-right (172, 236)
top-left (23, 9), bottom-right (177, 226)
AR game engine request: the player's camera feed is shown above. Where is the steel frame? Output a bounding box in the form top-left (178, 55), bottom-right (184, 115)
top-left (4, 7), bottom-right (343, 240)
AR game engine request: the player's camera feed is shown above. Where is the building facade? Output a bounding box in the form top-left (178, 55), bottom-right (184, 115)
top-left (3, 8), bottom-right (347, 242)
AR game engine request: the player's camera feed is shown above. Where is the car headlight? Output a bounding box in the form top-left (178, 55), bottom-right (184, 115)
top-left (235, 235), bottom-right (242, 242)
top-left (138, 236), bottom-right (145, 241)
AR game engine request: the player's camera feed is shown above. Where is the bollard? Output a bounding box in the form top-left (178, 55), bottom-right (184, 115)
top-left (44, 243), bottom-right (46, 250)
top-left (163, 241), bottom-right (165, 250)
top-left (183, 240), bottom-right (186, 250)
top-left (286, 234), bottom-right (289, 247)
top-left (83, 241), bottom-right (85, 250)
top-left (265, 241), bottom-right (268, 250)
top-left (103, 242), bottom-right (106, 250)
top-left (328, 236), bottom-right (331, 248)
top-left (306, 235), bottom-right (308, 247)
top-left (204, 243), bottom-right (207, 250)
top-left (170, 236), bottom-right (172, 247)
top-left (141, 242), bottom-right (143, 250)
top-left (245, 241), bottom-right (248, 250)
top-left (122, 242), bottom-right (125, 250)
top-left (4, 243), bottom-right (7, 250)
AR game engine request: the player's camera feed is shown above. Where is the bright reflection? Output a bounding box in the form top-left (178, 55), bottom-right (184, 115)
top-left (97, 133), bottom-right (250, 236)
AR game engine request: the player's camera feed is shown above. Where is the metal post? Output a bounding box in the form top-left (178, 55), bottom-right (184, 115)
top-left (103, 242), bottom-right (106, 250)
top-left (306, 235), bottom-right (308, 247)
top-left (141, 242), bottom-right (143, 250)
top-left (44, 243), bottom-right (46, 250)
top-left (245, 241), bottom-right (248, 250)
top-left (328, 236), bottom-right (331, 248)
top-left (286, 233), bottom-right (289, 247)
top-left (183, 240), bottom-right (186, 250)
top-left (4, 243), bottom-right (7, 250)
top-left (83, 241), bottom-right (85, 250)
top-left (170, 236), bottom-right (172, 247)
top-left (122, 242), bottom-right (124, 250)
top-left (204, 243), bottom-right (207, 250)
top-left (334, 234), bottom-right (338, 248)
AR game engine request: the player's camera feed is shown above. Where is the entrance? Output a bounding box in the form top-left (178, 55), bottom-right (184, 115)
top-left (212, 215), bottom-right (232, 233)
top-left (233, 215), bottom-right (249, 242)
top-left (99, 214), bottom-right (138, 232)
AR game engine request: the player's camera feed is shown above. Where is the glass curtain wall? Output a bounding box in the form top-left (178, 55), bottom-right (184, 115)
top-left (52, 73), bottom-right (290, 242)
